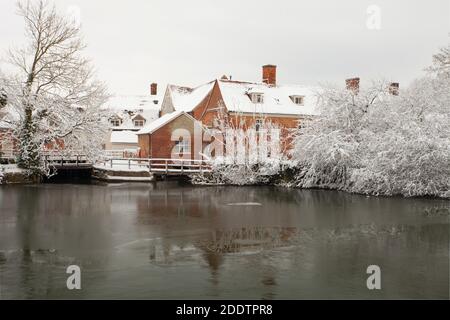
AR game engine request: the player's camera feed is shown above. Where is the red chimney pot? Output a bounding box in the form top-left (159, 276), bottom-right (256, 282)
top-left (150, 83), bottom-right (157, 96)
top-left (262, 65), bottom-right (277, 86)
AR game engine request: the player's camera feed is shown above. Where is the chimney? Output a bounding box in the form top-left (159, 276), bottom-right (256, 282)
top-left (150, 83), bottom-right (157, 96)
top-left (262, 64), bottom-right (277, 86)
top-left (389, 82), bottom-right (399, 96)
top-left (345, 77), bottom-right (360, 95)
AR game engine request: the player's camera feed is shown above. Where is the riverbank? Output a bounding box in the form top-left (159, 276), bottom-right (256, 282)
top-left (190, 163), bottom-right (450, 200)
top-left (0, 164), bottom-right (35, 184)
top-left (2, 162), bottom-right (449, 200)
top-left (0, 164), bottom-right (154, 184)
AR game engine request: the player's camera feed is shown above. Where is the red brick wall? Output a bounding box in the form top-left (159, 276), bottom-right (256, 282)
top-left (0, 129), bottom-right (17, 153)
top-left (138, 114), bottom-right (198, 159)
top-left (191, 81), bottom-right (221, 124)
top-left (138, 134), bottom-right (150, 158)
top-left (189, 81), bottom-right (300, 153)
top-left (262, 65), bottom-right (277, 86)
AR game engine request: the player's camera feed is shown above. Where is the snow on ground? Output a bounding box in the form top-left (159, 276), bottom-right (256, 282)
top-left (0, 164), bottom-right (26, 173)
top-left (0, 164), bottom-right (27, 184)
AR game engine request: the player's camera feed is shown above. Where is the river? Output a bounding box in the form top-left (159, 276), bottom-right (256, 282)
top-left (0, 182), bottom-right (448, 299)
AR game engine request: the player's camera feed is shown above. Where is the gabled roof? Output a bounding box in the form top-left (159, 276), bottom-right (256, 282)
top-left (217, 79), bottom-right (320, 116)
top-left (168, 81), bottom-right (214, 112)
top-left (132, 114), bottom-right (146, 121)
top-left (137, 111), bottom-right (195, 135)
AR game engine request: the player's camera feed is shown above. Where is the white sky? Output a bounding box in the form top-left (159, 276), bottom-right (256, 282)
top-left (0, 0), bottom-right (449, 95)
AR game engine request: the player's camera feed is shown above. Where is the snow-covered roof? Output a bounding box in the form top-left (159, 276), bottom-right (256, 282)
top-left (137, 111), bottom-right (195, 135)
top-left (109, 109), bottom-right (159, 131)
top-left (110, 130), bottom-right (138, 144)
top-left (168, 81), bottom-right (214, 112)
top-left (0, 105), bottom-right (19, 129)
top-left (103, 94), bottom-right (161, 130)
top-left (218, 80), bottom-right (320, 116)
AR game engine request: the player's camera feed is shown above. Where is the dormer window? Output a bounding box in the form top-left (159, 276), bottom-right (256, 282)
top-left (134, 119), bottom-right (145, 127)
top-left (291, 95), bottom-right (305, 105)
top-left (110, 119), bottom-right (122, 127)
top-left (251, 93), bottom-right (264, 104)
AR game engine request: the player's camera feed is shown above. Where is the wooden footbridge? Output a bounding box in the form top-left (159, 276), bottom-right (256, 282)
top-left (1, 149), bottom-right (211, 176)
top-left (100, 158), bottom-right (212, 176)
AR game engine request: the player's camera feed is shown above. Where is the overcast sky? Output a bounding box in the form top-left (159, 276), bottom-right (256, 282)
top-left (1, 0), bottom-right (449, 95)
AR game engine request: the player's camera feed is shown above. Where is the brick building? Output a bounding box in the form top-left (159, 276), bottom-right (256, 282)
top-left (137, 65), bottom-right (320, 159)
top-left (0, 105), bottom-right (17, 158)
top-left (103, 83), bottom-right (161, 156)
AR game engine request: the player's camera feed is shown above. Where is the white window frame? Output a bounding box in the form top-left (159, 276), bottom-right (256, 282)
top-left (175, 139), bottom-right (191, 154)
top-left (292, 95), bottom-right (304, 105)
top-left (110, 119), bottom-right (121, 127)
top-left (134, 119), bottom-right (145, 127)
top-left (251, 93), bottom-right (264, 104)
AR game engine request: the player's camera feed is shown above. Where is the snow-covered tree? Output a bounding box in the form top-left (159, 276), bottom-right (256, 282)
top-left (292, 46), bottom-right (450, 198)
top-left (193, 102), bottom-right (291, 185)
top-left (3, 0), bottom-right (109, 176)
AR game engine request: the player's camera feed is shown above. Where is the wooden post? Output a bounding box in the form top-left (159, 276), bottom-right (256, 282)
top-left (148, 159), bottom-right (151, 172)
top-left (110, 159), bottom-right (113, 168)
top-left (165, 159), bottom-right (168, 174)
top-left (128, 159), bottom-right (131, 169)
top-left (76, 155), bottom-right (79, 167)
top-left (181, 161), bottom-right (184, 174)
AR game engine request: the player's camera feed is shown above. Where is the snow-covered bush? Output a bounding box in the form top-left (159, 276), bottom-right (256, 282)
top-left (292, 46), bottom-right (450, 198)
top-left (193, 156), bottom-right (285, 185)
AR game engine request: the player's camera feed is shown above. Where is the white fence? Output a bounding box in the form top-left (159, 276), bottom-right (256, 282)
top-left (102, 149), bottom-right (139, 159)
top-left (99, 158), bottom-right (212, 174)
top-left (0, 149), bottom-right (15, 159)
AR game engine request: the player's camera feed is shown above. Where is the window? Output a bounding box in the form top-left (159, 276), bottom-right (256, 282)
top-left (255, 119), bottom-right (263, 132)
top-left (134, 119), bottom-right (145, 127)
top-left (175, 139), bottom-right (190, 154)
top-left (291, 95), bottom-right (304, 105)
top-left (251, 93), bottom-right (264, 104)
top-left (110, 119), bottom-right (121, 127)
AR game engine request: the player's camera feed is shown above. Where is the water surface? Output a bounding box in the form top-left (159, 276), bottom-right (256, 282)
top-left (0, 182), bottom-right (448, 299)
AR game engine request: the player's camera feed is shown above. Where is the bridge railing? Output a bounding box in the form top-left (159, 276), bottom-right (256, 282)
top-left (97, 158), bottom-right (150, 171)
top-left (148, 158), bottom-right (212, 174)
top-left (43, 152), bottom-right (91, 167)
top-left (102, 149), bottom-right (139, 159)
top-left (98, 158), bottom-right (212, 174)
top-left (0, 149), bottom-right (15, 159)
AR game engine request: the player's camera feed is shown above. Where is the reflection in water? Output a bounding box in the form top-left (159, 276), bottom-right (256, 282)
top-left (0, 182), bottom-right (448, 299)
top-left (198, 227), bottom-right (299, 253)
